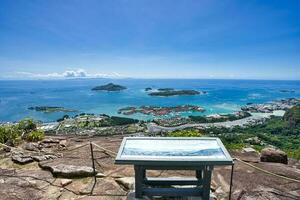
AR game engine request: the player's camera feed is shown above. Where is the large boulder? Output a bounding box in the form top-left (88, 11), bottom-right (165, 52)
top-left (39, 162), bottom-right (97, 178)
top-left (260, 148), bottom-right (288, 164)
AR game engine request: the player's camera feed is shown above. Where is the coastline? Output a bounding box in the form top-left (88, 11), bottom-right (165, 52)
top-left (0, 79), bottom-right (300, 123)
top-left (32, 98), bottom-right (299, 136)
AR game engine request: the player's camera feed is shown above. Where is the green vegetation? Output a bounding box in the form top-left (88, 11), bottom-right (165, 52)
top-left (167, 105), bottom-right (300, 159)
top-left (204, 115), bottom-right (300, 159)
top-left (109, 116), bottom-right (139, 126)
top-left (217, 133), bottom-right (246, 150)
top-left (0, 125), bottom-right (21, 144)
top-left (168, 129), bottom-right (202, 137)
top-left (149, 89), bottom-right (200, 96)
top-left (78, 116), bottom-right (139, 128)
top-left (0, 119), bottom-right (44, 145)
top-left (17, 118), bottom-right (37, 134)
top-left (283, 105), bottom-right (300, 128)
top-left (92, 83), bottom-right (127, 91)
top-left (27, 130), bottom-right (45, 142)
top-left (189, 112), bottom-right (251, 123)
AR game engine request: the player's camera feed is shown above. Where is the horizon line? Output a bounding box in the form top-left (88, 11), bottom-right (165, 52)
top-left (0, 77), bottom-right (300, 81)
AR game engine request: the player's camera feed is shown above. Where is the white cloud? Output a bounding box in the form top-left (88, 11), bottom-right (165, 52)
top-left (63, 69), bottom-right (87, 78)
top-left (16, 69), bottom-right (122, 79)
top-left (17, 71), bottom-right (64, 78)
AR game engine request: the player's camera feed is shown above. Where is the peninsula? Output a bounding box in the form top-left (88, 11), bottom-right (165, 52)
top-left (91, 83), bottom-right (127, 91)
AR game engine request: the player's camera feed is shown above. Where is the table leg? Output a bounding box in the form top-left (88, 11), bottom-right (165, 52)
top-left (196, 169), bottom-right (203, 180)
top-left (142, 167), bottom-right (146, 179)
top-left (229, 163), bottom-right (234, 200)
top-left (134, 165), bottom-right (144, 198)
top-left (203, 165), bottom-right (213, 200)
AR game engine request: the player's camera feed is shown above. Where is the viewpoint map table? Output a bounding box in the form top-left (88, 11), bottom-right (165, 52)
top-left (115, 137), bottom-right (234, 200)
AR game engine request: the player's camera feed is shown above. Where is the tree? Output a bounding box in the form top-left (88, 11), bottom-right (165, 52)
top-left (284, 105), bottom-right (300, 128)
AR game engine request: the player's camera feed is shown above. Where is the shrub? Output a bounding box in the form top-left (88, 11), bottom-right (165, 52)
top-left (0, 119), bottom-right (41, 145)
top-left (218, 133), bottom-right (245, 150)
top-left (287, 148), bottom-right (300, 160)
top-left (26, 130), bottom-right (45, 142)
top-left (0, 126), bottom-right (7, 144)
top-left (284, 105), bottom-right (300, 127)
top-left (224, 143), bottom-right (245, 150)
top-left (17, 118), bottom-right (37, 133)
top-left (0, 125), bottom-right (21, 145)
top-left (168, 129), bottom-right (202, 137)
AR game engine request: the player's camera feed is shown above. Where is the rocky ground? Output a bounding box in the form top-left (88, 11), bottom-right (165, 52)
top-left (0, 135), bottom-right (300, 200)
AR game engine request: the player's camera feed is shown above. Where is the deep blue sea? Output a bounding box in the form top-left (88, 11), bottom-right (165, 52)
top-left (0, 79), bottom-right (300, 122)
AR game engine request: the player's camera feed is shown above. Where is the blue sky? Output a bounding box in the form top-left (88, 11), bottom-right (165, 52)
top-left (0, 0), bottom-right (300, 80)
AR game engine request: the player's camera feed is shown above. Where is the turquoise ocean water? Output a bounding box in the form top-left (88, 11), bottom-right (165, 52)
top-left (0, 79), bottom-right (300, 122)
